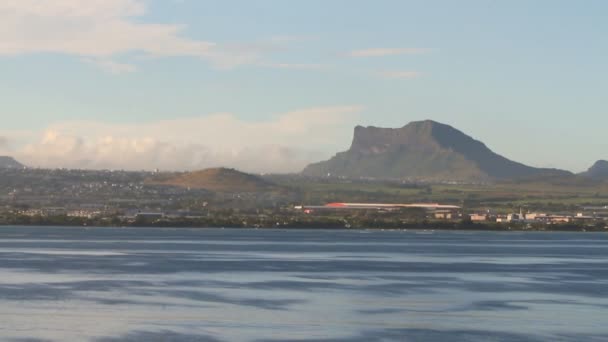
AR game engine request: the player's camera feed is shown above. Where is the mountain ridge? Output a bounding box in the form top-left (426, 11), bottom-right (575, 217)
top-left (302, 120), bottom-right (571, 181)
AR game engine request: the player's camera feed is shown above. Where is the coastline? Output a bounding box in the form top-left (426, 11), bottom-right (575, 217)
top-left (0, 216), bottom-right (605, 232)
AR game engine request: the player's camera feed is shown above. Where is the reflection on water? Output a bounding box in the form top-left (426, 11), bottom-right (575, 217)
top-left (0, 227), bottom-right (607, 341)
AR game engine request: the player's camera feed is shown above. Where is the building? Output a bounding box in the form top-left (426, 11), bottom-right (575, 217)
top-left (469, 213), bottom-right (488, 222)
top-left (435, 211), bottom-right (454, 220)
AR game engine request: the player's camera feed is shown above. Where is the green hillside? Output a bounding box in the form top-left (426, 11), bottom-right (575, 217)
top-left (147, 168), bottom-right (277, 193)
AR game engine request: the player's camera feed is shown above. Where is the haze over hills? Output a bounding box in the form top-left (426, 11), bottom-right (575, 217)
top-left (0, 156), bottom-right (25, 169)
top-left (1, 127), bottom-right (602, 185)
top-left (581, 160), bottom-right (608, 180)
top-left (302, 120), bottom-right (572, 182)
top-left (146, 167), bottom-right (278, 193)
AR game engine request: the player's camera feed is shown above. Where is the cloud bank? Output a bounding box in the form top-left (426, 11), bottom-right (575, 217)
top-left (7, 106), bottom-right (363, 173)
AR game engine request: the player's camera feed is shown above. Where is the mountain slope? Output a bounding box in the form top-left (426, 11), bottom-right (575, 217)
top-left (581, 160), bottom-right (608, 180)
top-left (0, 156), bottom-right (25, 169)
top-left (147, 168), bottom-right (277, 192)
top-left (302, 120), bottom-right (570, 181)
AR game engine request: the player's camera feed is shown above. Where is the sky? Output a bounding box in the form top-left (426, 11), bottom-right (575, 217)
top-left (0, 0), bottom-right (607, 173)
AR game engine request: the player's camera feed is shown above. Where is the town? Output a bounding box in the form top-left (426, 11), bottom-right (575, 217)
top-left (1, 167), bottom-right (607, 231)
top-left (295, 202), bottom-right (608, 228)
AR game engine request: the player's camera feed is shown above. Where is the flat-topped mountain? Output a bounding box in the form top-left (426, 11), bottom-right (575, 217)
top-left (0, 156), bottom-right (25, 169)
top-left (302, 120), bottom-right (571, 181)
top-left (147, 167), bottom-right (277, 192)
top-left (581, 160), bottom-right (608, 180)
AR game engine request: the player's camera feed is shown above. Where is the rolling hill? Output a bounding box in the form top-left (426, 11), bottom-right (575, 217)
top-left (147, 167), bottom-right (277, 192)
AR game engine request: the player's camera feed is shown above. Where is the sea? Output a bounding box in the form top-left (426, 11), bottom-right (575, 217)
top-left (0, 226), bottom-right (607, 342)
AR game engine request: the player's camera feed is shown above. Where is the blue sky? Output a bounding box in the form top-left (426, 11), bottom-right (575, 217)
top-left (1, 0), bottom-right (607, 172)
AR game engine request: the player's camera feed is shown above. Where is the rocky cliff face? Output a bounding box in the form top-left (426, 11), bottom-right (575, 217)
top-left (302, 120), bottom-right (570, 181)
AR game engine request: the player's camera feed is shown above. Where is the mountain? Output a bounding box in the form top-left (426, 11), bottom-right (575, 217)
top-left (581, 160), bottom-right (608, 180)
top-left (0, 156), bottom-right (25, 169)
top-left (302, 120), bottom-right (571, 181)
top-left (147, 168), bottom-right (278, 192)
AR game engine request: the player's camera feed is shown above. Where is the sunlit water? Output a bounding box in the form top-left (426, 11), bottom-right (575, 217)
top-left (0, 226), bottom-right (607, 341)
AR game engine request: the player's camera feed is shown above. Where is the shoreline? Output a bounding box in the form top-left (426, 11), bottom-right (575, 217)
top-left (0, 218), bottom-right (606, 232)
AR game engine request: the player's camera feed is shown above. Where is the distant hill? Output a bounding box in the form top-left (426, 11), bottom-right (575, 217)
top-left (0, 156), bottom-right (25, 169)
top-left (147, 168), bottom-right (278, 192)
top-left (302, 120), bottom-right (571, 182)
top-left (581, 160), bottom-right (608, 180)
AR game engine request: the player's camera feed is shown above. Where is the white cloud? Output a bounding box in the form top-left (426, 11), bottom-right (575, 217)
top-left (377, 71), bottom-right (422, 79)
top-left (0, 0), bottom-right (146, 18)
top-left (0, 1), bottom-right (212, 56)
top-left (0, 0), bottom-right (291, 71)
top-left (349, 48), bottom-right (430, 57)
top-left (10, 106), bottom-right (363, 172)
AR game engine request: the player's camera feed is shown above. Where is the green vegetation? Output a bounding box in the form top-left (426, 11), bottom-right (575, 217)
top-left (268, 174), bottom-right (608, 214)
top-left (1, 167), bottom-right (607, 233)
top-left (146, 167), bottom-right (279, 193)
top-left (1, 211), bottom-right (604, 232)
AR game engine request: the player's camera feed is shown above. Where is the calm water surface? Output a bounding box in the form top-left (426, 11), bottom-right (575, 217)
top-left (0, 227), bottom-right (607, 341)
